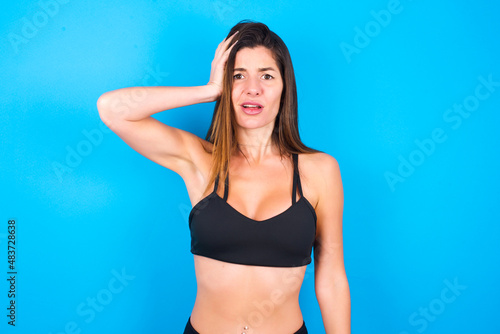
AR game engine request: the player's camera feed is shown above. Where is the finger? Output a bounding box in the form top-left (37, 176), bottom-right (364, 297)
top-left (222, 31), bottom-right (239, 47)
top-left (216, 33), bottom-right (235, 52)
top-left (217, 32), bottom-right (237, 51)
top-left (223, 36), bottom-right (239, 55)
top-left (227, 35), bottom-right (238, 50)
top-left (224, 31), bottom-right (239, 41)
top-left (214, 31), bottom-right (239, 59)
top-left (223, 39), bottom-right (238, 55)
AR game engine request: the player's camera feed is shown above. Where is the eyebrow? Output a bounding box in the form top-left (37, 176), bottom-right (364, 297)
top-left (233, 67), bottom-right (277, 72)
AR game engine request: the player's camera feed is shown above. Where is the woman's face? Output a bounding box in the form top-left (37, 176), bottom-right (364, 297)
top-left (231, 46), bottom-right (283, 130)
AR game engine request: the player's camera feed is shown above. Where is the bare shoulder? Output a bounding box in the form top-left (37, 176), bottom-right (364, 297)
top-left (300, 151), bottom-right (339, 168)
top-left (299, 152), bottom-right (342, 209)
top-left (300, 152), bottom-right (341, 181)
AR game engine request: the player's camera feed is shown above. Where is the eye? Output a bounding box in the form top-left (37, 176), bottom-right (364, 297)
top-left (233, 73), bottom-right (244, 80)
top-left (262, 74), bottom-right (274, 80)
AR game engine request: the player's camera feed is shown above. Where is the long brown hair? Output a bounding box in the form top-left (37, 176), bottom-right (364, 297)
top-left (203, 20), bottom-right (321, 195)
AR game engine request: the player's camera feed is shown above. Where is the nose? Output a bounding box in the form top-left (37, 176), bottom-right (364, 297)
top-left (244, 76), bottom-right (262, 96)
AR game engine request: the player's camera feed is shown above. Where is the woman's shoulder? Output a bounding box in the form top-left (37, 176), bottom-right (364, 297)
top-left (298, 152), bottom-right (341, 209)
top-left (299, 151), bottom-right (340, 174)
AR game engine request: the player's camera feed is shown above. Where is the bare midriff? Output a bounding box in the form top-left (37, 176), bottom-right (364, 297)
top-left (190, 255), bottom-right (307, 334)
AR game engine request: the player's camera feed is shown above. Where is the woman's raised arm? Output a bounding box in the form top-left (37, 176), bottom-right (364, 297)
top-left (96, 32), bottom-right (237, 178)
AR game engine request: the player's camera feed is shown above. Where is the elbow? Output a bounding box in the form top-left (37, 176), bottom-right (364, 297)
top-left (97, 91), bottom-right (132, 126)
top-left (97, 93), bottom-right (114, 125)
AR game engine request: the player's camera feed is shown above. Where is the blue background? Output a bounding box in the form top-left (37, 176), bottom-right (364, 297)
top-left (1, 0), bottom-right (499, 333)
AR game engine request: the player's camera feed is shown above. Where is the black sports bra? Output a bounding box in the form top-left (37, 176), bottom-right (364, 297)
top-left (188, 153), bottom-right (317, 267)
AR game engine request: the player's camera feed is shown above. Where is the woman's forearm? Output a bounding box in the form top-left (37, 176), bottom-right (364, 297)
top-left (97, 85), bottom-right (219, 123)
top-left (317, 280), bottom-right (351, 334)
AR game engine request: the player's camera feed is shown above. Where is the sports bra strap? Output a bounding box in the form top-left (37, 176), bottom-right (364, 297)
top-left (213, 175), bottom-right (219, 193)
top-left (223, 173), bottom-right (229, 201)
top-left (214, 173), bottom-right (229, 201)
top-left (292, 153), bottom-right (303, 204)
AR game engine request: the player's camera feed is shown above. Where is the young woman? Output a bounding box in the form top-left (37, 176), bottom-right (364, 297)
top-left (97, 20), bottom-right (350, 334)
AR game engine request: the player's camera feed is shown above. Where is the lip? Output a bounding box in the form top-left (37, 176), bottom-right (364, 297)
top-left (241, 101), bottom-right (264, 108)
top-left (240, 101), bottom-right (264, 115)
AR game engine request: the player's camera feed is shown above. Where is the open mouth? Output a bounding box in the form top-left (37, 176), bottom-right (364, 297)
top-left (242, 104), bottom-right (262, 109)
top-left (240, 102), bottom-right (264, 114)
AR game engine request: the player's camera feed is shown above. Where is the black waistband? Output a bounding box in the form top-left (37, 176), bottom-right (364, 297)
top-left (183, 317), bottom-right (308, 334)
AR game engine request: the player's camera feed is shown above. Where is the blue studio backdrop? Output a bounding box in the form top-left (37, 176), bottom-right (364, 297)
top-left (1, 0), bottom-right (499, 333)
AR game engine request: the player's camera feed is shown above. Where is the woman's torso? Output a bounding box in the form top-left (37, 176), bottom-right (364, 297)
top-left (184, 145), bottom-right (319, 333)
top-left (191, 256), bottom-right (307, 333)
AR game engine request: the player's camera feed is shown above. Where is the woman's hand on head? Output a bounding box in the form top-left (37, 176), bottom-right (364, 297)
top-left (207, 32), bottom-right (238, 99)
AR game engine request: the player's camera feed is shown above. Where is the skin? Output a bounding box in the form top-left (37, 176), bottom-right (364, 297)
top-left (231, 46), bottom-right (283, 156)
top-left (97, 32), bottom-right (350, 333)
